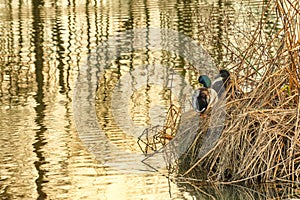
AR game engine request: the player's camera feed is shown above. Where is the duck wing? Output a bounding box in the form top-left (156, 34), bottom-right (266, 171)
top-left (207, 88), bottom-right (218, 108)
top-left (211, 76), bottom-right (226, 97)
top-left (211, 70), bottom-right (230, 97)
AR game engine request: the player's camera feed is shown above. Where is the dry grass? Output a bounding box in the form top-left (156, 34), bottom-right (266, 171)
top-left (180, 0), bottom-right (300, 184)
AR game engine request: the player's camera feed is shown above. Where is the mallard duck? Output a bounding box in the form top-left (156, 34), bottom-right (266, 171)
top-left (192, 70), bottom-right (230, 117)
top-left (211, 69), bottom-right (230, 97)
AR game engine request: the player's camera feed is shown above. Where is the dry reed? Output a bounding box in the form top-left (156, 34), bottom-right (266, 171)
top-left (180, 0), bottom-right (300, 184)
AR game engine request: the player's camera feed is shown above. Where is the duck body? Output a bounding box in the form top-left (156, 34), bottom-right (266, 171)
top-left (192, 70), bottom-right (230, 115)
top-left (211, 69), bottom-right (230, 97)
top-left (192, 87), bottom-right (218, 113)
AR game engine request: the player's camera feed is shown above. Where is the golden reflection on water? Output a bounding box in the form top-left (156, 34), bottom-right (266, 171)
top-left (0, 0), bottom-right (283, 199)
top-left (95, 54), bottom-right (183, 153)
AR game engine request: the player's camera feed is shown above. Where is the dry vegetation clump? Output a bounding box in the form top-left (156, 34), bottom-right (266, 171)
top-left (180, 0), bottom-right (300, 184)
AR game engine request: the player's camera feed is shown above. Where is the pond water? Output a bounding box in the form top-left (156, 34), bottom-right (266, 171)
top-left (0, 0), bottom-right (293, 199)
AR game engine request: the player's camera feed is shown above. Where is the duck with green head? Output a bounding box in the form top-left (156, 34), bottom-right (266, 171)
top-left (192, 70), bottom-right (230, 118)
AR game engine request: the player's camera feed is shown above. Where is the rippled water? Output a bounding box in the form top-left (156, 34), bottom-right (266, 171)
top-left (0, 0), bottom-right (286, 199)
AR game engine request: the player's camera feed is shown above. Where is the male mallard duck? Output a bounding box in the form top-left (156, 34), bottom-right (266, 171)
top-left (192, 70), bottom-right (230, 118)
top-left (211, 69), bottom-right (230, 97)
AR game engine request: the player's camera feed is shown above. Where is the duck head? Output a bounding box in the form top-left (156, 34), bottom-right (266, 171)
top-left (198, 75), bottom-right (211, 88)
top-left (219, 69), bottom-right (230, 83)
